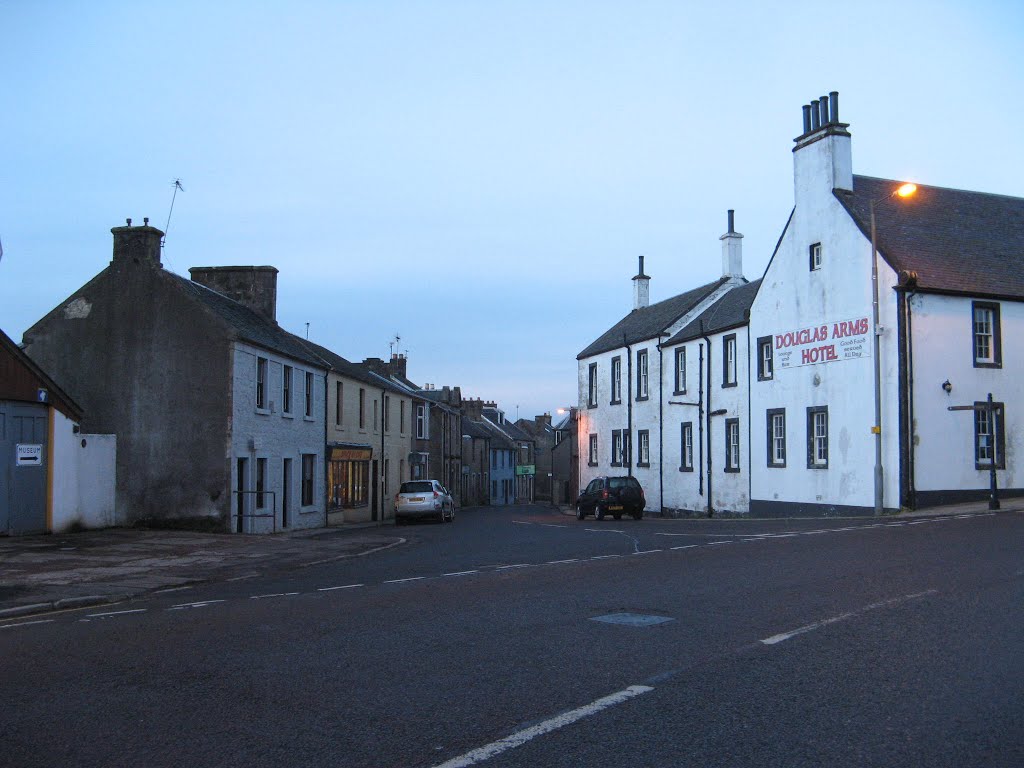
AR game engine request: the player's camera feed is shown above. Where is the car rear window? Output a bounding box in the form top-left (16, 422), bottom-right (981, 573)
top-left (608, 477), bottom-right (641, 490)
top-left (400, 481), bottom-right (433, 493)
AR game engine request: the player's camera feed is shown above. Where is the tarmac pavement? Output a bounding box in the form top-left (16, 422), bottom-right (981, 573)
top-left (0, 523), bottom-right (404, 619)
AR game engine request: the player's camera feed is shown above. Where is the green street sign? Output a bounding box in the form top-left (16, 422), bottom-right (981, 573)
top-left (515, 465), bottom-right (535, 476)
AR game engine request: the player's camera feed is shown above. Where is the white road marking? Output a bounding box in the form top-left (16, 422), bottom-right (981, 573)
top-left (496, 564), bottom-right (531, 570)
top-left (633, 549), bottom-right (662, 555)
top-left (85, 608), bottom-right (148, 618)
top-left (671, 545), bottom-right (699, 550)
top-left (656, 532), bottom-right (754, 538)
top-left (546, 559), bottom-right (579, 564)
top-left (801, 530), bottom-right (829, 535)
top-left (706, 541), bottom-right (733, 546)
top-left (152, 585), bottom-right (193, 593)
top-left (168, 599), bottom-right (225, 610)
top-left (591, 554), bottom-right (621, 560)
top-left (431, 685), bottom-right (654, 768)
top-left (760, 589), bottom-right (938, 646)
top-left (443, 570), bottom-right (479, 577)
top-left (227, 574), bottom-right (261, 582)
top-left (384, 577), bottom-right (425, 584)
top-left (585, 528), bottom-right (624, 534)
top-left (318, 584), bottom-right (364, 591)
top-left (1, 619), bottom-right (55, 630)
top-left (249, 592), bottom-right (299, 599)
top-left (908, 520), bottom-right (930, 525)
top-left (537, 523), bottom-right (568, 529)
top-left (512, 521), bottom-right (531, 525)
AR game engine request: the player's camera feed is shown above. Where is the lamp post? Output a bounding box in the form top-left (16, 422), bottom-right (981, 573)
top-left (870, 182), bottom-right (916, 515)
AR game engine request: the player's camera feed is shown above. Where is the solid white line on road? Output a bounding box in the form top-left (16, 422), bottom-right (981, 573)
top-left (318, 584), bottom-right (364, 591)
top-left (908, 520), bottom-right (930, 525)
top-left (801, 530), bottom-right (829, 535)
top-left (168, 600), bottom-right (226, 610)
top-left (431, 685), bottom-right (654, 768)
top-left (85, 608), bottom-right (148, 618)
top-left (633, 549), bottom-right (663, 555)
top-left (384, 577), bottom-right (425, 584)
top-left (1, 619), bottom-right (55, 630)
top-left (591, 554), bottom-right (621, 560)
top-left (443, 571), bottom-right (479, 577)
top-left (249, 592), bottom-right (300, 600)
top-left (496, 564), bottom-right (531, 570)
top-left (226, 574), bottom-right (261, 582)
top-left (760, 589), bottom-right (938, 646)
top-left (585, 528), bottom-right (624, 534)
top-left (655, 532), bottom-right (752, 538)
top-left (706, 541), bottom-right (733, 546)
top-left (670, 545), bottom-right (699, 550)
top-left (152, 585), bottom-right (194, 593)
top-left (546, 559), bottom-right (579, 564)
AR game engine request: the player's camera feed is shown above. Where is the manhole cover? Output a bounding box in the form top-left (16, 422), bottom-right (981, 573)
top-left (591, 612), bottom-right (674, 627)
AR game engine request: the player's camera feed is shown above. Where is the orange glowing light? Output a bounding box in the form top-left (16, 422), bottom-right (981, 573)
top-left (896, 183), bottom-right (917, 198)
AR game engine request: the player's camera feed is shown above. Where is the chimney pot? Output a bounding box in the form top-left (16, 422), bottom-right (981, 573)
top-left (820, 95), bottom-right (830, 124)
top-left (727, 209), bottom-right (735, 233)
top-left (126, 218), bottom-right (132, 226)
top-left (802, 105), bottom-right (812, 134)
top-left (829, 91), bottom-right (839, 123)
top-left (811, 100), bottom-right (821, 130)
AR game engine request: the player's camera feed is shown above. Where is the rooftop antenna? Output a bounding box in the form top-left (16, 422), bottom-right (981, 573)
top-left (305, 322), bottom-right (310, 340)
top-left (162, 179), bottom-right (184, 247)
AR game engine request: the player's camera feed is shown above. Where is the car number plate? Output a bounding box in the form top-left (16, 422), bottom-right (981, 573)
top-left (608, 505), bottom-right (623, 511)
top-left (409, 497), bottom-right (423, 502)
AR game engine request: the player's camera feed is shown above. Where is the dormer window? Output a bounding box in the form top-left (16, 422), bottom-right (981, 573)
top-left (809, 242), bottom-right (822, 271)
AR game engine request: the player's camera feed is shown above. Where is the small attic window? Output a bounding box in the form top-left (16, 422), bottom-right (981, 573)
top-left (809, 243), bottom-right (823, 271)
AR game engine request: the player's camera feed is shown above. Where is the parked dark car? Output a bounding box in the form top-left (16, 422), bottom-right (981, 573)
top-left (575, 476), bottom-right (645, 520)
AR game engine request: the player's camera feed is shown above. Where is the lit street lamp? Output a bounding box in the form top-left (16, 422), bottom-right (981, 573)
top-left (870, 182), bottom-right (916, 515)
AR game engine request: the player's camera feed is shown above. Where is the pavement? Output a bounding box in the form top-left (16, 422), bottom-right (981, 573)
top-left (0, 523), bottom-right (404, 619)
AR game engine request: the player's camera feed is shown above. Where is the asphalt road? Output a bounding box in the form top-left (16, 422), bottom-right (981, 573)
top-left (2, 505), bottom-right (1021, 767)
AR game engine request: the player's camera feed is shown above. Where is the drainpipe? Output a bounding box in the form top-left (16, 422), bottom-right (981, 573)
top-left (624, 333), bottom-right (633, 477)
top-left (698, 342), bottom-right (705, 497)
top-left (702, 321), bottom-right (714, 517)
top-left (380, 387), bottom-right (386, 527)
top-left (657, 336), bottom-right (664, 516)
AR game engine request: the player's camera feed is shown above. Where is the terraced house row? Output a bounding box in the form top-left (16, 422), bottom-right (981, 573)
top-left (577, 92), bottom-right (1024, 517)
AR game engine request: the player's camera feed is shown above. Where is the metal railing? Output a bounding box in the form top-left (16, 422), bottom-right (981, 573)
top-left (232, 490), bottom-right (278, 533)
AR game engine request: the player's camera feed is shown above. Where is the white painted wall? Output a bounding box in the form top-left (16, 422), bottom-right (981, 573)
top-left (909, 293), bottom-right (1023, 498)
top-left (50, 410), bottom-right (116, 532)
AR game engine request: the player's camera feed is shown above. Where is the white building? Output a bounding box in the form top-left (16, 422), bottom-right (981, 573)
top-left (749, 91), bottom-right (1024, 515)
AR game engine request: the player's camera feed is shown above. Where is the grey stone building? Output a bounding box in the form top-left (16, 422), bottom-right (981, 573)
top-left (22, 221), bottom-right (328, 532)
top-left (516, 413), bottom-right (554, 503)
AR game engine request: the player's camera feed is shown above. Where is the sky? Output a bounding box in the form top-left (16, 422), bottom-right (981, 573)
top-left (2, 0), bottom-right (1022, 422)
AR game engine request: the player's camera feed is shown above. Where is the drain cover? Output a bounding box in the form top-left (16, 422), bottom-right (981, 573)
top-left (591, 612), bottom-right (673, 627)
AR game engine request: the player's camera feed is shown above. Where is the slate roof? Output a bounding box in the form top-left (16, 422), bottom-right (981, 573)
top-left (665, 280), bottom-right (762, 346)
top-left (462, 419), bottom-right (491, 440)
top-left (171, 274), bottom-right (326, 368)
top-left (476, 417), bottom-right (516, 449)
top-left (836, 175), bottom-right (1024, 300)
top-left (577, 277), bottom-right (729, 359)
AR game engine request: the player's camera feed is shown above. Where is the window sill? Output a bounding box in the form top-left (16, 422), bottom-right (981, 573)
top-left (635, 395), bottom-right (649, 402)
top-left (722, 382), bottom-right (738, 389)
top-left (587, 403), bottom-right (598, 409)
top-left (282, 412), bottom-right (295, 420)
top-left (609, 399), bottom-right (621, 406)
top-left (724, 467), bottom-right (740, 474)
top-left (637, 462), bottom-right (650, 468)
top-left (672, 389), bottom-right (687, 396)
top-left (588, 461), bottom-right (598, 467)
top-left (973, 361), bottom-right (1002, 369)
top-left (610, 462), bottom-right (622, 467)
top-left (757, 375), bottom-right (773, 382)
top-left (255, 407), bottom-right (271, 416)
top-left (767, 462), bottom-right (786, 469)
top-left (807, 464), bottom-right (829, 470)
top-left (679, 466), bottom-right (693, 473)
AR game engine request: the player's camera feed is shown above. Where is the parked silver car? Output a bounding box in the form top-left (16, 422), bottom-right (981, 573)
top-left (394, 479), bottom-right (455, 524)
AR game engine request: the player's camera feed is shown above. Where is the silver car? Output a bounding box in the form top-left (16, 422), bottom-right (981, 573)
top-left (394, 479), bottom-right (455, 524)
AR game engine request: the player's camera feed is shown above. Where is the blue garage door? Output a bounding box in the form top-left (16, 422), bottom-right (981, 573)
top-left (0, 402), bottom-right (49, 535)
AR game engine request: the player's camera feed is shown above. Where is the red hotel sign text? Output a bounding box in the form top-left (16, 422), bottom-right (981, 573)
top-left (774, 316), bottom-right (871, 369)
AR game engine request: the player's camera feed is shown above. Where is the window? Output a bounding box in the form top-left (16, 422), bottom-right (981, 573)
top-left (283, 365), bottom-right (293, 413)
top-left (974, 401), bottom-right (1005, 469)
top-left (674, 347), bottom-right (686, 394)
top-left (636, 350), bottom-right (649, 399)
top-left (807, 406), bottom-right (829, 468)
top-left (680, 422), bottom-right (693, 471)
top-left (359, 388), bottom-right (366, 429)
top-left (256, 357), bottom-right (268, 409)
top-left (256, 458), bottom-right (267, 509)
top-left (588, 434), bottom-right (598, 466)
top-left (611, 431), bottom-right (623, 466)
top-left (373, 398), bottom-right (378, 431)
top-left (301, 454), bottom-right (315, 506)
top-left (384, 395), bottom-right (391, 432)
top-left (723, 334), bottom-right (737, 387)
top-left (757, 336), bottom-right (773, 381)
top-left (336, 382), bottom-right (343, 426)
top-left (588, 363), bottom-right (598, 407)
top-left (491, 450), bottom-right (497, 470)
top-left (416, 404), bottom-right (426, 439)
top-left (767, 409), bottom-right (786, 467)
top-left (972, 302), bottom-right (1002, 368)
top-left (610, 356), bottom-right (622, 404)
top-left (725, 418), bottom-right (740, 472)
top-left (305, 371), bottom-right (313, 417)
top-left (637, 430), bottom-right (650, 466)
top-left (400, 400), bottom-right (406, 432)
top-left (809, 242), bottom-right (822, 271)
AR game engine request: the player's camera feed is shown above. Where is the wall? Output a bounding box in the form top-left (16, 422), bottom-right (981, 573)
top-left (50, 412), bottom-right (115, 531)
top-left (231, 341), bottom-right (326, 532)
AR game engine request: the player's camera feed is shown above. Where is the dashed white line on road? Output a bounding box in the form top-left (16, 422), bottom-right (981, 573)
top-left (671, 545), bottom-right (699, 550)
top-left (585, 528), bottom-right (624, 533)
top-left (168, 600), bottom-right (225, 610)
top-left (707, 541), bottom-right (733, 546)
top-left (1, 619), bottom-right (55, 630)
top-left (537, 523), bottom-right (568, 528)
top-left (443, 570), bottom-right (479, 577)
top-left (633, 549), bottom-right (663, 555)
top-left (760, 589), bottom-right (938, 646)
top-left (546, 559), bottom-right (579, 564)
top-left (250, 592), bottom-right (299, 600)
top-left (591, 554), bottom-right (621, 560)
top-left (152, 585), bottom-right (194, 593)
top-left (496, 564), bottom-right (531, 570)
top-left (84, 608), bottom-right (148, 619)
top-left (431, 685), bottom-right (654, 768)
top-left (384, 577), bottom-right (425, 584)
top-left (318, 584), bottom-right (364, 591)
top-left (227, 574), bottom-right (261, 582)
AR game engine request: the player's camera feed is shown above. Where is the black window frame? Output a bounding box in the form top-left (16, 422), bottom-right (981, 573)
top-left (636, 349), bottom-right (649, 401)
top-left (283, 365), bottom-right (293, 413)
top-left (301, 453), bottom-right (315, 506)
top-left (637, 429), bottom-right (650, 467)
top-left (305, 371), bottom-right (314, 417)
top-left (722, 334), bottom-right (738, 388)
top-left (359, 388), bottom-right (366, 429)
top-left (766, 408), bottom-right (786, 467)
top-left (806, 406), bottom-right (829, 469)
top-left (611, 430), bottom-right (623, 467)
top-left (256, 356), bottom-right (268, 410)
top-left (588, 363), bottom-right (598, 408)
top-left (680, 422), bottom-right (693, 472)
top-left (673, 347), bottom-right (686, 395)
top-left (974, 401), bottom-right (1005, 470)
top-left (724, 417), bottom-right (740, 473)
top-left (335, 381), bottom-right (343, 426)
top-left (610, 356), bottom-right (622, 405)
top-left (809, 242), bottom-right (822, 271)
top-left (588, 433), bottom-right (598, 466)
top-left (757, 336), bottom-right (774, 381)
top-left (971, 301), bottom-right (1002, 369)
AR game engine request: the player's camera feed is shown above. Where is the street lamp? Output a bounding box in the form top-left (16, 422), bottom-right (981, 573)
top-left (870, 182), bottom-right (917, 515)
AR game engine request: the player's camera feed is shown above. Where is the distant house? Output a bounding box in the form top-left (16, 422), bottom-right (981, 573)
top-left (22, 222), bottom-right (327, 532)
top-left (460, 417), bottom-right (491, 506)
top-left (516, 413), bottom-right (554, 503)
top-left (550, 409), bottom-right (579, 505)
top-left (1, 328), bottom-right (115, 534)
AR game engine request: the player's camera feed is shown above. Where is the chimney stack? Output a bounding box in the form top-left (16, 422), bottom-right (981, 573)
top-left (189, 266), bottom-right (280, 323)
top-left (111, 219), bottom-right (164, 268)
top-left (793, 89), bottom-right (852, 196)
top-left (632, 255), bottom-right (650, 311)
top-left (720, 210), bottom-right (744, 280)
top-left (388, 352), bottom-right (408, 380)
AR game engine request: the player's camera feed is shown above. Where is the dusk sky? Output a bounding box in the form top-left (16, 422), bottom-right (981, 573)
top-left (2, 1), bottom-right (1022, 421)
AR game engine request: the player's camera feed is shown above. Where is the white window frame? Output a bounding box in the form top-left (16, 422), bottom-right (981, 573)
top-left (611, 357), bottom-right (622, 403)
top-left (810, 242), bottom-right (822, 271)
top-left (674, 347), bottom-right (686, 393)
top-left (638, 430), bottom-right (650, 465)
top-left (681, 423), bottom-right (693, 471)
top-left (637, 350), bottom-right (649, 398)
